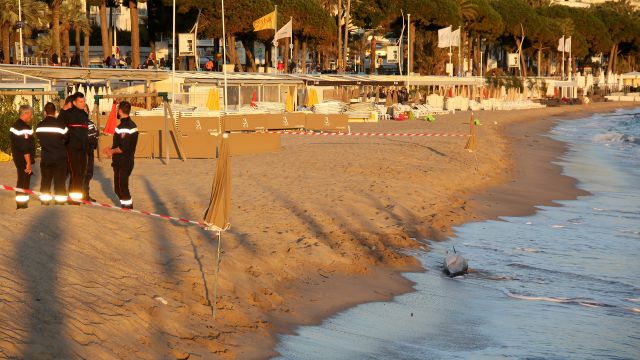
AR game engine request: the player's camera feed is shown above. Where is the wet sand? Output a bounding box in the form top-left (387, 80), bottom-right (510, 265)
top-left (0, 101), bottom-right (635, 359)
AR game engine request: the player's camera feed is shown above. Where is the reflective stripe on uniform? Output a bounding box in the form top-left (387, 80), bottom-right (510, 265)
top-left (115, 127), bottom-right (138, 135)
top-left (40, 194), bottom-right (53, 201)
top-left (15, 195), bottom-right (30, 202)
top-left (69, 192), bottom-right (83, 200)
top-left (10, 128), bottom-right (33, 136)
top-left (54, 195), bottom-right (68, 202)
top-left (36, 127), bottom-right (68, 134)
top-left (120, 199), bottom-right (133, 205)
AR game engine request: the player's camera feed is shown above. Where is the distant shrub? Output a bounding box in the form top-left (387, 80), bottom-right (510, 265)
top-left (0, 96), bottom-right (18, 154)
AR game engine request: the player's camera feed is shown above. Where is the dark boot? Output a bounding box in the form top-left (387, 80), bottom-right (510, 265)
top-left (16, 202), bottom-right (28, 210)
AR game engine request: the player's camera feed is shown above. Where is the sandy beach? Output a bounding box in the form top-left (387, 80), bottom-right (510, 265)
top-left (0, 101), bottom-right (634, 359)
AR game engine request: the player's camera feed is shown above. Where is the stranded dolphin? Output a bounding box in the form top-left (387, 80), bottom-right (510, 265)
top-left (443, 247), bottom-right (469, 277)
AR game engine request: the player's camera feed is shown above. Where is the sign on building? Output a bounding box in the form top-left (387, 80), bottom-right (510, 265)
top-left (178, 33), bottom-right (196, 56)
top-left (507, 53), bottom-right (519, 68)
top-left (386, 46), bottom-right (399, 64)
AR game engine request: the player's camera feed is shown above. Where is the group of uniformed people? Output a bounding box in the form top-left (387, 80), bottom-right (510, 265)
top-left (9, 93), bottom-right (139, 210)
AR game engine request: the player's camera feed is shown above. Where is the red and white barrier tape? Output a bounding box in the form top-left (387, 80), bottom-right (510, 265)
top-left (1, 184), bottom-right (207, 228)
top-left (267, 131), bottom-right (468, 137)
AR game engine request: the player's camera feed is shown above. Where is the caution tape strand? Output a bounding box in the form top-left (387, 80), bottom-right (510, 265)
top-left (0, 184), bottom-right (207, 228)
top-left (267, 131), bottom-right (468, 137)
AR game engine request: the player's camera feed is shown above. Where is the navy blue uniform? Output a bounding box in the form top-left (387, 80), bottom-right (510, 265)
top-left (83, 120), bottom-right (99, 199)
top-left (58, 106), bottom-right (89, 200)
top-left (112, 117), bottom-right (138, 208)
top-left (36, 115), bottom-right (69, 203)
top-left (9, 119), bottom-right (35, 208)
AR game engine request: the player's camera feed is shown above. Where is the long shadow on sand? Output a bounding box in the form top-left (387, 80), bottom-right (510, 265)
top-left (92, 163), bottom-right (119, 204)
top-left (15, 210), bottom-right (72, 359)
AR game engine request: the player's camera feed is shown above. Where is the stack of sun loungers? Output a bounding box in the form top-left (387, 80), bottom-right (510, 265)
top-left (313, 100), bottom-right (347, 114)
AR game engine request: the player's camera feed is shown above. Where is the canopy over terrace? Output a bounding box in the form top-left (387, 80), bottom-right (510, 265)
top-left (0, 64), bottom-right (169, 83)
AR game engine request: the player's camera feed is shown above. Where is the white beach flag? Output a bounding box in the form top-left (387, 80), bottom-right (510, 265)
top-left (438, 26), bottom-right (452, 48)
top-left (557, 36), bottom-right (565, 52)
top-left (558, 36), bottom-right (571, 52)
top-left (273, 19), bottom-right (292, 45)
top-left (450, 28), bottom-right (461, 47)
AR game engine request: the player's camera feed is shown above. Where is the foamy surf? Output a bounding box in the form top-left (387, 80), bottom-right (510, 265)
top-left (514, 247), bottom-right (538, 253)
top-left (501, 289), bottom-right (610, 308)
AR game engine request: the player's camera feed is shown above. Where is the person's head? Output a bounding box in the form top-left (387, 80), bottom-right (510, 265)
top-left (63, 95), bottom-right (75, 110)
top-left (117, 101), bottom-right (131, 119)
top-left (72, 92), bottom-right (86, 110)
top-left (44, 102), bottom-right (56, 116)
top-left (18, 105), bottom-right (33, 123)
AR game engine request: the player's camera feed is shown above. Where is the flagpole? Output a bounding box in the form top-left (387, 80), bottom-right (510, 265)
top-left (171, 0), bottom-right (176, 104)
top-left (221, 0), bottom-right (228, 112)
top-left (407, 13), bottom-right (411, 87)
top-left (448, 26), bottom-right (452, 77)
top-left (457, 26), bottom-right (461, 77)
top-left (561, 35), bottom-right (565, 81)
top-left (568, 37), bottom-right (572, 81)
top-left (273, 5), bottom-right (278, 71)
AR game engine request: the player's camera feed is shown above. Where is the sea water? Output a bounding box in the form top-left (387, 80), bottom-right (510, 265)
top-left (275, 108), bottom-right (640, 360)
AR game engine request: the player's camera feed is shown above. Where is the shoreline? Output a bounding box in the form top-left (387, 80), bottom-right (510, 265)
top-left (0, 102), bottom-right (637, 359)
top-left (267, 101), bottom-right (638, 359)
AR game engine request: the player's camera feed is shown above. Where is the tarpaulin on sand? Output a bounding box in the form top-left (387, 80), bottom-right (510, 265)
top-left (203, 133), bottom-right (231, 230)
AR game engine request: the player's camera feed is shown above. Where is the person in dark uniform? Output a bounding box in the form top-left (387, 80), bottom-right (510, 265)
top-left (103, 101), bottom-right (138, 209)
top-left (83, 105), bottom-right (98, 202)
top-left (58, 92), bottom-right (90, 202)
top-left (61, 94), bottom-right (75, 112)
top-left (9, 105), bottom-right (36, 209)
top-left (36, 102), bottom-right (69, 205)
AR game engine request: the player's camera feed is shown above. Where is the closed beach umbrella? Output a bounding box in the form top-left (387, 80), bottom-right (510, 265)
top-left (203, 133), bottom-right (231, 230)
top-left (285, 92), bottom-right (294, 112)
top-left (385, 90), bottom-right (392, 106)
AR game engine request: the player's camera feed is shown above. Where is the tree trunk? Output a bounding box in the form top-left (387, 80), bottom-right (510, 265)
top-left (52, 1), bottom-right (62, 58)
top-left (228, 34), bottom-right (242, 71)
top-left (129, 0), bottom-right (140, 68)
top-left (283, 38), bottom-right (290, 72)
top-left (370, 36), bottom-right (376, 74)
top-left (83, 31), bottom-right (90, 67)
top-left (337, 0), bottom-right (342, 70)
top-left (12, 30), bottom-right (19, 64)
top-left (608, 43), bottom-right (616, 74)
top-left (74, 25), bottom-right (81, 54)
top-left (242, 39), bottom-right (257, 72)
top-left (343, 0), bottom-right (350, 71)
top-left (62, 27), bottom-right (71, 59)
top-left (99, 0), bottom-right (111, 58)
top-left (612, 44), bottom-right (618, 73)
top-left (292, 37), bottom-right (298, 66)
top-left (2, 24), bottom-right (10, 64)
top-left (301, 41), bottom-right (307, 73)
top-left (537, 46), bottom-right (542, 78)
top-left (409, 22), bottom-right (416, 74)
top-left (265, 44), bottom-right (271, 68)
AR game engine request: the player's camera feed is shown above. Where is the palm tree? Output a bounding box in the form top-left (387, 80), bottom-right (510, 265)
top-left (99, 0), bottom-right (111, 59)
top-left (60, 0), bottom-right (89, 59)
top-left (44, 0), bottom-right (63, 59)
top-left (457, 0), bottom-right (478, 75)
top-left (0, 0), bottom-right (48, 63)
